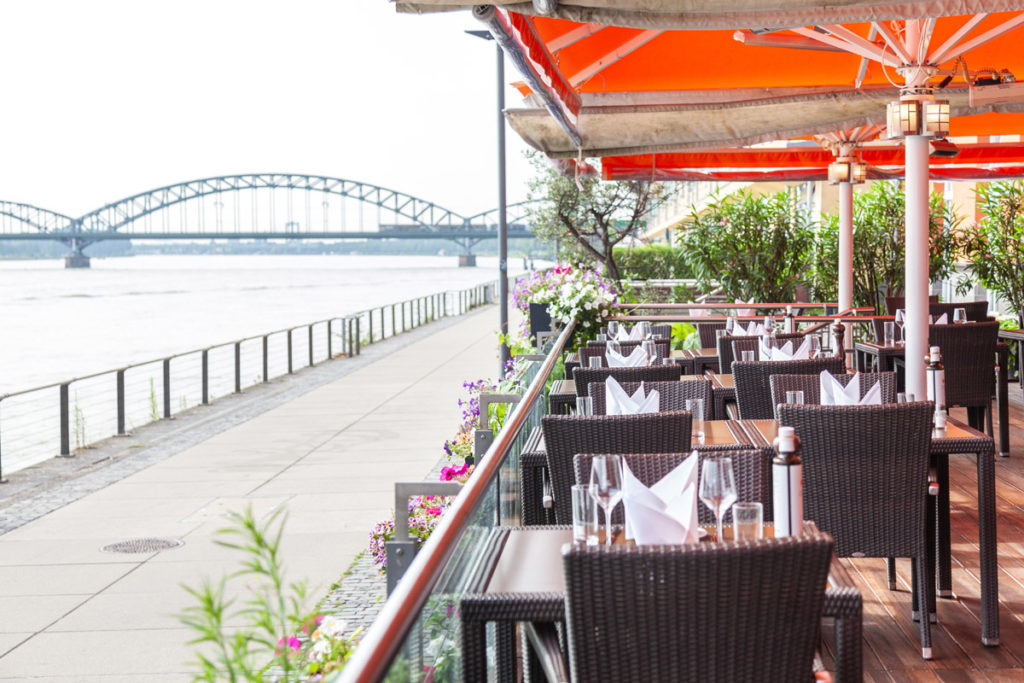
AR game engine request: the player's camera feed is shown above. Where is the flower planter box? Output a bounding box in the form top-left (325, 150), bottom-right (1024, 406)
top-left (529, 303), bottom-right (551, 339)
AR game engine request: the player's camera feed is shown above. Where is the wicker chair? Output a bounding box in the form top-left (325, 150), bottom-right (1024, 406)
top-left (562, 532), bottom-right (834, 682)
top-left (697, 321), bottom-right (727, 348)
top-left (650, 323), bottom-right (673, 340)
top-left (541, 411), bottom-right (692, 524)
top-left (720, 332), bottom-right (804, 374)
top-left (871, 316), bottom-right (896, 344)
top-left (930, 300), bottom-right (989, 322)
top-left (733, 357), bottom-right (846, 419)
top-left (587, 379), bottom-right (713, 419)
top-left (574, 448), bottom-right (768, 525)
top-left (885, 294), bottom-right (939, 314)
top-left (570, 364), bottom-right (681, 397)
top-left (580, 339), bottom-right (671, 367)
top-left (769, 372), bottom-right (897, 418)
top-left (929, 320), bottom-right (999, 432)
top-left (778, 402), bottom-right (935, 658)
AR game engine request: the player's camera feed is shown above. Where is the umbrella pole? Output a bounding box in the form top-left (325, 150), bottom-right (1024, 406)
top-left (838, 179), bottom-right (853, 371)
top-left (904, 134), bottom-right (931, 399)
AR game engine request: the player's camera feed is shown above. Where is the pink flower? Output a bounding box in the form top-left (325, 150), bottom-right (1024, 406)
top-left (275, 635), bottom-right (301, 656)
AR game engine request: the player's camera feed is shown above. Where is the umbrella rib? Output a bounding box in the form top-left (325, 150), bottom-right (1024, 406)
top-left (928, 14), bottom-right (987, 65)
top-left (872, 21), bottom-right (912, 64)
top-left (855, 25), bottom-right (880, 88)
top-left (940, 13), bottom-right (1024, 65)
top-left (547, 23), bottom-right (605, 52)
top-left (790, 26), bottom-right (898, 68)
top-left (567, 30), bottom-right (661, 87)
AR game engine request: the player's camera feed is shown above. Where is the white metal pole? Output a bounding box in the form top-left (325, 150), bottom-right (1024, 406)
top-left (838, 180), bottom-right (854, 370)
top-left (904, 134), bottom-right (931, 399)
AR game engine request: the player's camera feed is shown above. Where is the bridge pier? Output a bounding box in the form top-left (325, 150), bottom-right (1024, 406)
top-left (65, 254), bottom-right (91, 268)
top-left (457, 254), bottom-right (477, 267)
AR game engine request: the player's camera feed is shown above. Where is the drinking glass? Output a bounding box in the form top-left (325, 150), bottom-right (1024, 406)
top-left (741, 350), bottom-right (755, 362)
top-left (571, 484), bottom-right (599, 545)
top-left (895, 309), bottom-right (905, 344)
top-left (575, 396), bottom-right (593, 416)
top-left (637, 321), bottom-right (652, 339)
top-left (590, 455), bottom-right (624, 546)
top-left (605, 340), bottom-right (621, 358)
top-left (883, 321), bottom-right (896, 346)
top-left (662, 357), bottom-right (677, 366)
top-left (686, 398), bottom-right (705, 443)
top-left (896, 392), bottom-right (917, 403)
top-left (808, 335), bottom-right (822, 358)
top-left (724, 316), bottom-right (736, 335)
top-left (607, 320), bottom-right (620, 339)
top-left (953, 307), bottom-right (968, 325)
top-left (596, 333), bottom-right (608, 342)
top-left (785, 390), bottom-right (805, 405)
top-left (699, 456), bottom-right (737, 542)
top-left (732, 502), bottom-right (763, 541)
top-left (641, 339), bottom-right (658, 365)
top-left (588, 356), bottom-right (603, 369)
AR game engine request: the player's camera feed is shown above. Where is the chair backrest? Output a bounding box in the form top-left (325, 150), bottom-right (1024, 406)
top-left (929, 320), bottom-right (999, 407)
top-left (580, 339), bottom-right (671, 368)
top-left (650, 323), bottom-right (673, 340)
top-left (733, 357), bottom-right (846, 419)
top-left (541, 411), bottom-right (692, 524)
top-left (885, 294), bottom-right (938, 314)
top-left (587, 379), bottom-right (713, 418)
top-left (871, 316), bottom-right (895, 343)
top-left (769, 372), bottom-right (897, 418)
top-left (929, 300), bottom-right (990, 322)
top-left (721, 332), bottom-right (803, 373)
top-left (777, 402), bottom-right (932, 558)
top-left (563, 533), bottom-right (834, 683)
top-left (574, 448), bottom-right (768, 524)
top-left (570, 364), bottom-right (682, 397)
top-left (697, 321), bottom-right (726, 348)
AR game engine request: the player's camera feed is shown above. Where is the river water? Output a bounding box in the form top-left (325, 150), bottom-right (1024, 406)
top-left (0, 254), bottom-right (533, 472)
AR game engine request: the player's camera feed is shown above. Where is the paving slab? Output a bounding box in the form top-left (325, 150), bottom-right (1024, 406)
top-left (0, 305), bottom-right (502, 680)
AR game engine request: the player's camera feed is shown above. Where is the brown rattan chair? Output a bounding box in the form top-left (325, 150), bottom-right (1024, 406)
top-left (697, 321), bottom-right (727, 348)
top-left (570, 364), bottom-right (681, 397)
top-left (580, 339), bottom-right (671, 367)
top-left (769, 372), bottom-right (897, 418)
top-left (777, 402), bottom-right (935, 658)
top-left (650, 323), bottom-right (673, 340)
top-left (930, 300), bottom-right (989, 322)
top-left (733, 357), bottom-right (846, 419)
top-left (720, 332), bottom-right (804, 374)
top-left (541, 411), bottom-right (692, 524)
top-left (929, 320), bottom-right (999, 432)
top-left (574, 448), bottom-right (768, 525)
top-left (562, 532), bottom-right (835, 682)
top-left (587, 379), bottom-right (713, 419)
top-left (885, 294), bottom-right (939, 314)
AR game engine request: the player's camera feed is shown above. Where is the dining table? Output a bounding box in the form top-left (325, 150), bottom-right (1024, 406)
top-left (854, 340), bottom-right (1011, 457)
top-left (565, 348), bottom-right (695, 379)
top-left (459, 523), bottom-right (863, 683)
top-left (707, 372), bottom-right (736, 419)
top-left (548, 372), bottom-right (708, 415)
top-left (997, 328), bottom-right (1023, 400)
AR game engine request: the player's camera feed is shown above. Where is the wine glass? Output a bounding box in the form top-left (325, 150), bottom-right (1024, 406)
top-left (953, 307), bottom-right (968, 325)
top-left (641, 339), bottom-right (657, 365)
top-left (637, 321), bottom-right (652, 339)
top-left (808, 335), bottom-right (822, 358)
top-left (590, 455), bottom-right (624, 546)
top-left (699, 456), bottom-right (737, 542)
top-left (605, 340), bottom-right (621, 360)
top-left (607, 320), bottom-right (620, 340)
top-left (894, 309), bottom-right (906, 345)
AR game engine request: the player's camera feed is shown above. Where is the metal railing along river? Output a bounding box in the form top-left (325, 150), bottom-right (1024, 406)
top-left (338, 322), bottom-right (575, 683)
top-left (0, 282), bottom-right (497, 480)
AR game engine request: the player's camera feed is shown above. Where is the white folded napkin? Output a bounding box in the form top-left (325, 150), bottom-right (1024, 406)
top-left (819, 370), bottom-right (882, 405)
top-left (760, 337), bottom-right (811, 361)
top-left (622, 451), bottom-right (701, 545)
top-left (734, 297), bottom-right (755, 318)
top-left (934, 313), bottom-right (948, 325)
top-left (605, 376), bottom-right (660, 415)
top-left (688, 301), bottom-right (709, 317)
top-left (615, 325), bottom-right (646, 341)
top-left (606, 345), bottom-right (648, 367)
top-left (733, 321), bottom-right (765, 337)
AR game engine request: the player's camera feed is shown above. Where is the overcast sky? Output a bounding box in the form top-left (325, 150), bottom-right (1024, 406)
top-left (0, 0), bottom-right (535, 219)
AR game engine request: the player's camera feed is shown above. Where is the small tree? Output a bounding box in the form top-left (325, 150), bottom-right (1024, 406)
top-left (679, 189), bottom-right (814, 302)
top-left (958, 180), bottom-right (1024, 326)
top-left (810, 181), bottom-right (962, 313)
top-left (525, 153), bottom-right (664, 281)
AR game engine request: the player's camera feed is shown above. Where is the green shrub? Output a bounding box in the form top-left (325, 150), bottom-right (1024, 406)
top-left (614, 244), bottom-right (693, 280)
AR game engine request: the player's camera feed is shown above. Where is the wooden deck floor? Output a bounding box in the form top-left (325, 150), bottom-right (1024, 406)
top-left (821, 389), bottom-right (1024, 681)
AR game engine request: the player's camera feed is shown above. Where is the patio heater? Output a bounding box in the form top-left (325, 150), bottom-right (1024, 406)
top-left (467, 29), bottom-right (511, 376)
top-left (827, 143), bottom-right (867, 369)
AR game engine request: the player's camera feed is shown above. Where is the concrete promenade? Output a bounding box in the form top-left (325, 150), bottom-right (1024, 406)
top-left (0, 305), bottom-right (502, 681)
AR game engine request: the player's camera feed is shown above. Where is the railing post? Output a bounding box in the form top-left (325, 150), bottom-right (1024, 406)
top-left (234, 342), bottom-right (242, 393)
top-left (308, 325), bottom-right (314, 366)
top-left (262, 335), bottom-right (269, 383)
top-left (391, 304), bottom-right (396, 338)
top-left (287, 329), bottom-right (294, 374)
top-left (201, 349), bottom-right (209, 405)
top-left (401, 301), bottom-right (406, 332)
top-left (59, 383), bottom-right (71, 456)
top-left (356, 317), bottom-right (361, 355)
top-left (116, 370), bottom-right (126, 435)
top-left (368, 310), bottom-right (374, 342)
top-left (327, 319), bottom-right (333, 358)
top-left (380, 307), bottom-right (385, 339)
top-left (163, 359), bottom-right (171, 418)
top-left (0, 401), bottom-right (5, 482)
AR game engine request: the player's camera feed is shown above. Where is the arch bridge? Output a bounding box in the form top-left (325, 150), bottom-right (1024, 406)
top-left (0, 174), bottom-right (538, 267)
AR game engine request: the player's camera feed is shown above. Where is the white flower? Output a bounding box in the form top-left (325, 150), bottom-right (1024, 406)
top-left (308, 638), bottom-right (332, 661)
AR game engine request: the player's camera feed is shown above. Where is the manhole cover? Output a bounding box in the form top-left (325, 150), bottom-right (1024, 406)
top-left (101, 538), bottom-right (183, 554)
